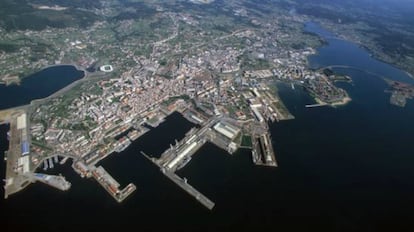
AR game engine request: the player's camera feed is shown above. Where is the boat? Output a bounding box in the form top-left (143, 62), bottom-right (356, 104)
top-left (126, 130), bottom-right (140, 141)
top-left (115, 139), bottom-right (131, 153)
top-left (49, 158), bottom-right (54, 169)
top-left (43, 160), bottom-right (48, 170)
top-left (60, 157), bottom-right (69, 165)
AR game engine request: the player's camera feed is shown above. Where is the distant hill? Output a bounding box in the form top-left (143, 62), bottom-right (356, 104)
top-left (0, 0), bottom-right (101, 31)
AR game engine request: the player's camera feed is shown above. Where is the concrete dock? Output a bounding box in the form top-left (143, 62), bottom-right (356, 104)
top-left (163, 169), bottom-right (215, 210)
top-left (31, 173), bottom-right (71, 191)
top-left (141, 151), bottom-right (215, 210)
top-left (91, 165), bottom-right (136, 203)
top-left (60, 156), bottom-right (70, 165)
top-left (305, 103), bottom-right (328, 108)
top-left (48, 158), bottom-right (54, 169)
top-left (43, 159), bottom-right (48, 170)
top-left (137, 117), bottom-right (246, 210)
top-left (3, 109), bottom-right (33, 199)
top-left (159, 136), bottom-right (207, 172)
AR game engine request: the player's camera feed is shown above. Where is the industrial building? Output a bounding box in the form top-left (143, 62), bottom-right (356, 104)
top-left (16, 114), bottom-right (27, 130)
top-left (16, 113), bottom-right (30, 156)
top-left (213, 122), bottom-right (240, 140)
top-left (251, 106), bottom-right (265, 123)
top-left (17, 156), bottom-right (30, 173)
top-left (21, 142), bottom-right (30, 156)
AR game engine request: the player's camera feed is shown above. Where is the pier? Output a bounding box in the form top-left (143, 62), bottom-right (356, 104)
top-left (141, 151), bottom-right (215, 210)
top-left (43, 159), bottom-right (48, 170)
top-left (60, 156), bottom-right (69, 165)
top-left (31, 173), bottom-right (71, 191)
top-left (91, 166), bottom-right (136, 203)
top-left (164, 169), bottom-right (215, 210)
top-left (158, 135), bottom-right (208, 172)
top-left (306, 103), bottom-right (328, 108)
top-left (48, 158), bottom-right (54, 169)
top-left (136, 117), bottom-right (252, 210)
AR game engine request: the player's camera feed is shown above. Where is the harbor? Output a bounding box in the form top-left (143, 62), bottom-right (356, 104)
top-left (71, 160), bottom-right (136, 203)
top-left (2, 105), bottom-right (279, 209)
top-left (138, 115), bottom-right (250, 210)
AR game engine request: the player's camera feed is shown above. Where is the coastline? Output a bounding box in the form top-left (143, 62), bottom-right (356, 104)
top-left (331, 96), bottom-right (352, 106)
top-left (0, 64), bottom-right (112, 126)
top-left (1, 63), bottom-right (87, 87)
top-left (316, 21), bottom-right (414, 81)
top-left (313, 96), bottom-right (352, 107)
top-left (406, 71), bottom-right (414, 79)
top-left (0, 106), bottom-right (29, 125)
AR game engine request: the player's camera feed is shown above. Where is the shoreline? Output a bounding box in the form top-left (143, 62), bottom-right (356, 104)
top-left (0, 63), bottom-right (87, 87)
top-left (0, 106), bottom-right (29, 125)
top-left (0, 64), bottom-right (97, 112)
top-left (315, 21), bottom-right (414, 81)
top-left (313, 96), bottom-right (352, 107)
top-left (331, 96), bottom-right (352, 107)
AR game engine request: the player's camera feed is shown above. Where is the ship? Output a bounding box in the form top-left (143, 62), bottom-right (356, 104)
top-left (43, 159), bottom-right (48, 171)
top-left (115, 137), bottom-right (131, 153)
top-left (176, 156), bottom-right (192, 170)
top-left (126, 130), bottom-right (140, 141)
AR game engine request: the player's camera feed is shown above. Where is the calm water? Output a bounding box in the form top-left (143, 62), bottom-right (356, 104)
top-left (0, 65), bottom-right (84, 110)
top-left (1, 23), bottom-right (414, 232)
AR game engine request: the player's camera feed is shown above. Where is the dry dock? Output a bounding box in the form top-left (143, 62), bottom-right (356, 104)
top-left (252, 132), bottom-right (278, 167)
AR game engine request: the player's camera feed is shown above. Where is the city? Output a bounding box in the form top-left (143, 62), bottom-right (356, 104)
top-left (2, 0), bottom-right (352, 208)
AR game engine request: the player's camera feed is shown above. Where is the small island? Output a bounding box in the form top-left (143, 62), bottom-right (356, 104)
top-left (384, 78), bottom-right (414, 107)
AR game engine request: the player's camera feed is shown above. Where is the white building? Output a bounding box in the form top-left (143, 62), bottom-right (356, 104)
top-left (213, 122), bottom-right (240, 140)
top-left (100, 65), bottom-right (114, 72)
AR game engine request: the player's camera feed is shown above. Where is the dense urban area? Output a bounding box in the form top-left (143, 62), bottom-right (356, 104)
top-left (1, 0), bottom-right (411, 208)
